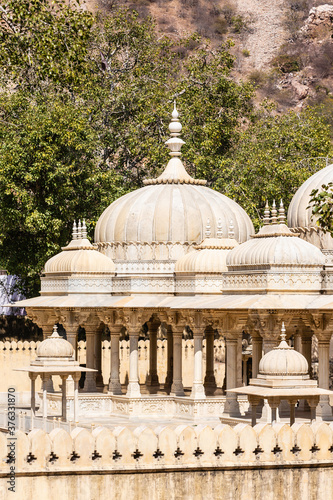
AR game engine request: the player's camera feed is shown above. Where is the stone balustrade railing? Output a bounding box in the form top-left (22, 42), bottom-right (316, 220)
top-left (0, 338), bottom-right (226, 353)
top-left (1, 422), bottom-right (333, 471)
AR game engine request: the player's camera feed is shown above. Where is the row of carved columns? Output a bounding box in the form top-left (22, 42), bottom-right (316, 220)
top-left (27, 308), bottom-right (333, 418)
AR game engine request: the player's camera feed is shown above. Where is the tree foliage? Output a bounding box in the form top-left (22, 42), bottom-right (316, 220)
top-left (309, 183), bottom-right (333, 236)
top-left (0, 1), bottom-right (254, 295)
top-left (216, 104), bottom-right (333, 227)
top-left (0, 0), bottom-right (332, 296)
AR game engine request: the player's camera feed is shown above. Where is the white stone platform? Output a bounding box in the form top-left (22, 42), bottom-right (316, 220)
top-left (41, 392), bottom-right (250, 423)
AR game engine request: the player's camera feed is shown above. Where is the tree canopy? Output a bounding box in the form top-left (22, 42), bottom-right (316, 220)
top-left (0, 0), bottom-right (332, 296)
top-left (216, 105), bottom-right (333, 227)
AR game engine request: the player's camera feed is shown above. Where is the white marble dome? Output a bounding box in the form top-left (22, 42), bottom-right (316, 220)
top-left (45, 221), bottom-right (115, 275)
top-left (175, 224), bottom-right (238, 274)
top-left (259, 336), bottom-right (308, 377)
top-left (94, 106), bottom-right (254, 267)
top-left (226, 223), bottom-right (325, 269)
top-left (36, 326), bottom-right (74, 359)
top-left (288, 163), bottom-right (333, 250)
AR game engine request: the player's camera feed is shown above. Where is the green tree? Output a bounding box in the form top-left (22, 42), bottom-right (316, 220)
top-left (0, 92), bottom-right (122, 296)
top-left (309, 183), bottom-right (333, 236)
top-left (215, 105), bottom-right (333, 228)
top-left (0, 2), bottom-right (256, 296)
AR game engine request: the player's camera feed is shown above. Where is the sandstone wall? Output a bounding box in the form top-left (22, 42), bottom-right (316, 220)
top-left (1, 422), bottom-right (333, 499)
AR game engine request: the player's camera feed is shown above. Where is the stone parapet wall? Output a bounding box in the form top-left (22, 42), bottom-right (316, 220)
top-left (2, 423), bottom-right (333, 498)
top-left (1, 422), bottom-right (333, 472)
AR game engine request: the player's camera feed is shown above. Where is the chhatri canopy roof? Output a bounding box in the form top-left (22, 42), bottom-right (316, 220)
top-left (94, 104), bottom-right (254, 249)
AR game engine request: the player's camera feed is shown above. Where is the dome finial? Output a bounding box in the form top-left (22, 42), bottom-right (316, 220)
top-left (217, 218), bottom-right (223, 238)
top-left (263, 200), bottom-right (270, 226)
top-left (205, 218), bottom-right (211, 237)
top-left (72, 221), bottom-right (78, 240)
top-left (271, 200), bottom-right (278, 224)
top-left (172, 100), bottom-right (179, 120)
top-left (77, 219), bottom-right (82, 239)
top-left (280, 321), bottom-right (286, 342)
top-left (82, 219), bottom-right (87, 239)
top-left (228, 219), bottom-right (235, 239)
top-left (51, 324), bottom-right (60, 339)
top-left (278, 199), bottom-right (286, 224)
top-left (166, 102), bottom-right (184, 157)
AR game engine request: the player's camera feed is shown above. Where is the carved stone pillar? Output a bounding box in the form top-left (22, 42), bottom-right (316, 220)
top-left (170, 327), bottom-right (185, 397)
top-left (126, 327), bottom-right (141, 398)
top-left (60, 375), bottom-right (68, 421)
top-left (164, 325), bottom-right (173, 394)
top-left (204, 329), bottom-right (217, 395)
top-left (41, 324), bottom-right (55, 392)
top-left (302, 335), bottom-right (313, 377)
top-left (41, 374), bottom-right (50, 420)
top-left (190, 328), bottom-right (205, 399)
top-left (109, 325), bottom-right (122, 395)
top-left (317, 335), bottom-right (332, 419)
top-left (95, 327), bottom-right (104, 389)
top-left (83, 325), bottom-right (97, 392)
top-left (146, 320), bottom-right (160, 393)
top-left (224, 337), bottom-right (241, 416)
top-left (251, 335), bottom-right (263, 378)
top-left (294, 332), bottom-right (302, 353)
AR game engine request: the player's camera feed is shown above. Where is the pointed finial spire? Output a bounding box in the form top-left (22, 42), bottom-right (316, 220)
top-left (271, 200), bottom-right (278, 224)
top-left (278, 199), bottom-right (286, 224)
top-left (217, 218), bottom-right (223, 238)
top-left (280, 321), bottom-right (286, 342)
top-left (165, 102), bottom-right (185, 157)
top-left (72, 221), bottom-right (78, 240)
top-left (51, 324), bottom-right (60, 338)
top-left (228, 219), bottom-right (235, 239)
top-left (82, 219), bottom-right (87, 239)
top-left (205, 218), bottom-right (211, 238)
top-left (263, 200), bottom-right (270, 226)
top-left (77, 219), bottom-right (82, 239)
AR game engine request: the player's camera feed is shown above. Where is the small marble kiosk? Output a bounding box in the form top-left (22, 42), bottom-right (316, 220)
top-left (16, 326), bottom-right (96, 425)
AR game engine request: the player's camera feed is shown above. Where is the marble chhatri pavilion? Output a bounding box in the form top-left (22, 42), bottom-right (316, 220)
top-left (12, 104), bottom-right (333, 422)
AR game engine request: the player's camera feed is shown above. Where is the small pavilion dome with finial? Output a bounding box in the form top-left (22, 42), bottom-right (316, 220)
top-left (33, 325), bottom-right (75, 365)
top-left (223, 200), bottom-right (325, 293)
top-left (44, 220), bottom-right (115, 275)
top-left (258, 323), bottom-right (309, 378)
top-left (41, 220), bottom-right (115, 295)
top-left (175, 218), bottom-right (239, 274)
top-left (94, 103), bottom-right (254, 273)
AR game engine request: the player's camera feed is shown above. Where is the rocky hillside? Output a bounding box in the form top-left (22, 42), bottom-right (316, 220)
top-left (90, 0), bottom-right (333, 112)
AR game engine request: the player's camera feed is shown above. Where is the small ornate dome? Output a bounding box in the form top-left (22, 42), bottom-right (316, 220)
top-left (44, 220), bottom-right (115, 275)
top-left (258, 324), bottom-right (308, 377)
top-left (94, 104), bottom-right (254, 265)
top-left (175, 219), bottom-right (238, 273)
top-left (227, 201), bottom-right (325, 269)
top-left (288, 163), bottom-right (333, 250)
top-left (36, 325), bottom-right (74, 359)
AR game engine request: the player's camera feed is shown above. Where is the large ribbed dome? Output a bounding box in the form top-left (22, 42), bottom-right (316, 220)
top-left (94, 105), bottom-right (254, 265)
top-left (288, 163), bottom-right (333, 229)
top-left (95, 180), bottom-right (253, 246)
